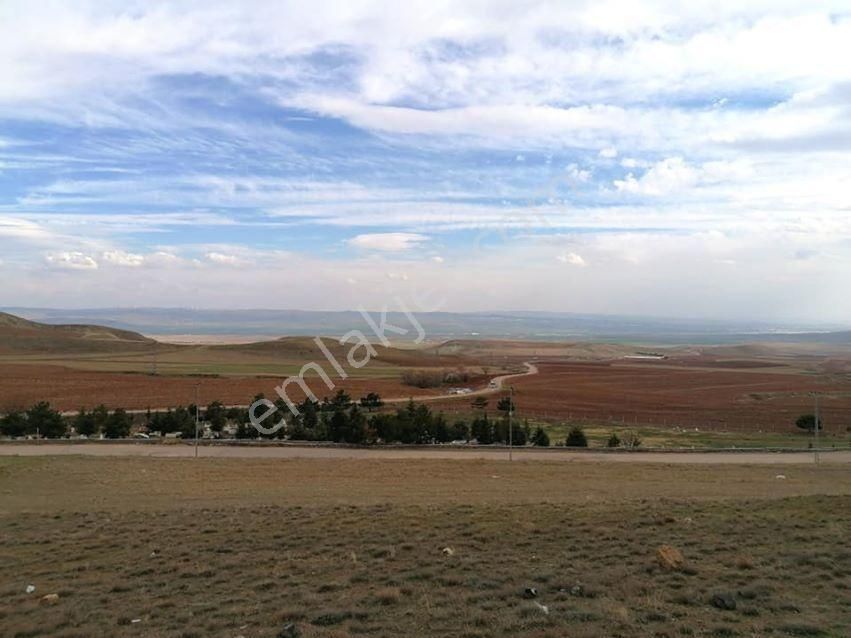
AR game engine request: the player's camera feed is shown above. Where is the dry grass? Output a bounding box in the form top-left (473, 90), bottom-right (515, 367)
top-left (0, 457), bottom-right (849, 637)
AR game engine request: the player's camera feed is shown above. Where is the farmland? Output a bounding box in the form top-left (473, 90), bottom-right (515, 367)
top-left (2, 312), bottom-right (851, 440)
top-left (1, 455), bottom-right (849, 637)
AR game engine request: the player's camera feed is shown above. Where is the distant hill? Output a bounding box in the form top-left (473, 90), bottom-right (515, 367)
top-left (4, 307), bottom-right (850, 344)
top-left (0, 312), bottom-right (155, 354)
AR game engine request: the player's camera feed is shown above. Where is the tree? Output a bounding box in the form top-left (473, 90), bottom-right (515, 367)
top-left (0, 410), bottom-right (28, 437)
top-left (74, 408), bottom-right (97, 437)
top-left (174, 406), bottom-right (196, 439)
top-left (564, 425), bottom-right (588, 447)
top-left (795, 414), bottom-right (822, 433)
top-left (471, 415), bottom-right (492, 444)
top-left (27, 402), bottom-right (66, 438)
top-left (206, 401), bottom-right (227, 432)
top-left (92, 404), bottom-right (110, 436)
top-left (531, 426), bottom-right (550, 447)
top-left (607, 432), bottom-right (621, 448)
top-left (450, 420), bottom-right (469, 441)
top-left (347, 405), bottom-right (367, 443)
top-left (496, 396), bottom-right (515, 414)
top-left (359, 392), bottom-right (384, 412)
top-left (471, 396), bottom-right (488, 413)
top-left (103, 408), bottom-right (132, 439)
top-left (329, 409), bottom-right (349, 443)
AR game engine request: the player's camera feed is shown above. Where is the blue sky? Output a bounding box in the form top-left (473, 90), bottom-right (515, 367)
top-left (1, 1), bottom-right (851, 321)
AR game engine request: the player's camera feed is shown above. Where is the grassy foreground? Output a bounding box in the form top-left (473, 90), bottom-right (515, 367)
top-left (1, 457), bottom-right (849, 637)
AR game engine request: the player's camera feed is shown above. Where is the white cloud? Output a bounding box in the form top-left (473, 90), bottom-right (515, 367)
top-left (102, 250), bottom-right (144, 267)
top-left (556, 252), bottom-right (587, 267)
top-left (431, 255), bottom-right (444, 263)
top-left (45, 251), bottom-right (98, 270)
top-left (205, 252), bottom-right (243, 266)
top-left (599, 147), bottom-right (618, 158)
top-left (347, 232), bottom-right (429, 252)
top-left (613, 157), bottom-right (754, 196)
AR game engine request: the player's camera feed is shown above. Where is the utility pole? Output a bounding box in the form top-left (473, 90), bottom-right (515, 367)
top-left (814, 392), bottom-right (820, 465)
top-left (194, 384), bottom-right (200, 459)
top-left (508, 385), bottom-right (514, 462)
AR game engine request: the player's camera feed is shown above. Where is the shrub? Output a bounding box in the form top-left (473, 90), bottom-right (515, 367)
top-left (531, 426), bottom-right (550, 447)
top-left (607, 432), bottom-right (621, 448)
top-left (400, 369), bottom-right (445, 388)
top-left (620, 430), bottom-right (642, 448)
top-left (795, 414), bottom-right (822, 432)
top-left (564, 425), bottom-right (588, 447)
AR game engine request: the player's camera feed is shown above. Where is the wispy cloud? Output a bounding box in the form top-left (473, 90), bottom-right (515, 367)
top-left (0, 2), bottom-right (850, 319)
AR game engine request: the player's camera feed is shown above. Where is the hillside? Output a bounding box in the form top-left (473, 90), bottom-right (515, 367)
top-left (0, 312), bottom-right (155, 354)
top-left (213, 336), bottom-right (478, 368)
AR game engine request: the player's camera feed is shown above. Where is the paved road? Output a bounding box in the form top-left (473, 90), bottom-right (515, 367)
top-left (1, 442), bottom-right (848, 465)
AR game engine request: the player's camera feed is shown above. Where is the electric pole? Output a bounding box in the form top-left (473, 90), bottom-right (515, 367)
top-left (194, 384), bottom-right (200, 459)
top-left (508, 385), bottom-right (514, 462)
top-left (814, 392), bottom-right (820, 465)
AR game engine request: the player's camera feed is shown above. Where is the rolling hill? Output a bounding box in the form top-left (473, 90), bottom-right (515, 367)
top-left (0, 312), bottom-right (156, 354)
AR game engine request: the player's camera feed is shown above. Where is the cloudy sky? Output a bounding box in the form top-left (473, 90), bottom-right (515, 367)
top-left (1, 1), bottom-right (850, 322)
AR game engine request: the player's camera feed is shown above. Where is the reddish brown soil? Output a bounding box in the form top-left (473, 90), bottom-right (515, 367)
top-left (424, 360), bottom-right (851, 434)
top-left (0, 365), bottom-right (459, 412)
top-left (3, 359), bottom-right (851, 435)
top-left (505, 361), bottom-right (851, 433)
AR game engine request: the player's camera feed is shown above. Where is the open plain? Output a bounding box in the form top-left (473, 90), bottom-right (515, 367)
top-left (1, 455), bottom-right (849, 637)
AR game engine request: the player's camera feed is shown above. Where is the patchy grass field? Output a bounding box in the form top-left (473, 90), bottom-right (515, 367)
top-left (1, 456), bottom-right (849, 637)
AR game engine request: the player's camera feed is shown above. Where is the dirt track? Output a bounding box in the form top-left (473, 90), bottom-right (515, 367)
top-left (1, 442), bottom-right (848, 464)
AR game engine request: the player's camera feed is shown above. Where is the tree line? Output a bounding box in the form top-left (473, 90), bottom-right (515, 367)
top-left (0, 391), bottom-right (553, 446)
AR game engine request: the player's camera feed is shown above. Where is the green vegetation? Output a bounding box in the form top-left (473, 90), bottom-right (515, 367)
top-left (564, 425), bottom-right (588, 447)
top-left (796, 413), bottom-right (822, 432)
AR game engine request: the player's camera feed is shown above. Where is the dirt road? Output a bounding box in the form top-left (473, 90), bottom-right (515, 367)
top-left (1, 442), bottom-right (847, 464)
top-left (384, 361), bottom-right (539, 404)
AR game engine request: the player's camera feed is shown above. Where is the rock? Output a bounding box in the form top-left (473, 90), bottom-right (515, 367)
top-left (711, 592), bottom-right (737, 610)
top-left (25, 585), bottom-right (35, 594)
top-left (775, 474), bottom-right (787, 480)
top-left (276, 623), bottom-right (300, 638)
top-left (441, 547), bottom-right (454, 556)
top-left (39, 593), bottom-right (60, 605)
top-left (524, 587), bottom-right (538, 598)
top-left (656, 545), bottom-right (685, 571)
top-left (533, 601), bottom-right (549, 615)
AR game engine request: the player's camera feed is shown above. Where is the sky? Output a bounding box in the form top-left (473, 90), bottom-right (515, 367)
top-left (1, 1), bottom-right (850, 322)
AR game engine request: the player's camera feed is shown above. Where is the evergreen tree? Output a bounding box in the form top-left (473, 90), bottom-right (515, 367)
top-left (104, 408), bottom-right (132, 439)
top-left (27, 402), bottom-right (66, 438)
top-left (564, 425), bottom-right (588, 447)
top-left (74, 408), bottom-right (97, 437)
top-left (0, 410), bottom-right (28, 437)
top-left (531, 426), bottom-right (550, 447)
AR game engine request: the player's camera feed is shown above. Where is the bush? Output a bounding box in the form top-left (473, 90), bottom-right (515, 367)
top-left (564, 425), bottom-right (588, 447)
top-left (400, 369), bottom-right (445, 388)
top-left (606, 432), bottom-right (621, 448)
top-left (795, 414), bottom-right (822, 433)
top-left (620, 430), bottom-right (642, 449)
